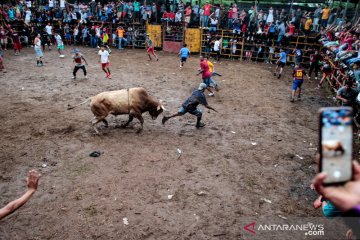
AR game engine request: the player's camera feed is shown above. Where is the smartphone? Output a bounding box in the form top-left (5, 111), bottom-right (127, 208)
top-left (319, 107), bottom-right (353, 185)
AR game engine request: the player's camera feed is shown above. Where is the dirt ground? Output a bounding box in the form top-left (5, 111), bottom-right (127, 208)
top-left (0, 46), bottom-right (349, 240)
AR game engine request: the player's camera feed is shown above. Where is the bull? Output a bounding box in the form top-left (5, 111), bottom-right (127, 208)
top-left (322, 140), bottom-right (345, 157)
top-left (67, 87), bottom-right (165, 134)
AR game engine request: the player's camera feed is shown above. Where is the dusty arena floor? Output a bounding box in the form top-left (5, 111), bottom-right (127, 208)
top-left (0, 47), bottom-right (348, 239)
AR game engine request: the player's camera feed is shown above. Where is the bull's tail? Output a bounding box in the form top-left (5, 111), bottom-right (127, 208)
top-left (67, 98), bottom-right (92, 110)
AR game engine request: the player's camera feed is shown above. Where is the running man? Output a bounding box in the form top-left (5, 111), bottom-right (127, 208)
top-left (98, 45), bottom-right (111, 79)
top-left (290, 64), bottom-right (309, 102)
top-left (54, 32), bottom-right (65, 58)
top-left (72, 49), bottom-right (88, 79)
top-left (179, 43), bottom-right (190, 68)
top-left (162, 83), bottom-right (217, 128)
top-left (34, 33), bottom-right (44, 67)
top-left (145, 34), bottom-right (159, 61)
top-left (274, 48), bottom-right (287, 79)
top-left (197, 56), bottom-right (214, 95)
top-left (206, 58), bottom-right (221, 93)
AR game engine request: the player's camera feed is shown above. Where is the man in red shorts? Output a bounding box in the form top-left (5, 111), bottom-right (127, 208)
top-left (98, 45), bottom-right (111, 79)
top-left (145, 34), bottom-right (159, 61)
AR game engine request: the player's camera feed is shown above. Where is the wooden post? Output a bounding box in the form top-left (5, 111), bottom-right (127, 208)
top-left (240, 37), bottom-right (244, 61)
top-left (199, 27), bottom-right (203, 56)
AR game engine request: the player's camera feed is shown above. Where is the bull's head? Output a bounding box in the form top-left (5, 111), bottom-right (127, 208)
top-left (149, 104), bottom-right (165, 120)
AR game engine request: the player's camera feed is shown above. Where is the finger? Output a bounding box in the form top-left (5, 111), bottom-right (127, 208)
top-left (352, 161), bottom-right (360, 180)
top-left (312, 172), bottom-right (327, 195)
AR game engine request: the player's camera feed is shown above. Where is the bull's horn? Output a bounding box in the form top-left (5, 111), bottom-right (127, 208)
top-left (161, 105), bottom-right (166, 111)
top-left (157, 105), bottom-right (161, 111)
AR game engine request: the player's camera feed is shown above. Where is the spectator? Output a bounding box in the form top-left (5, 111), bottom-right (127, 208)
top-left (202, 1), bottom-right (212, 28)
top-left (116, 26), bottom-right (127, 49)
top-left (133, 0), bottom-right (140, 22)
top-left (184, 5), bottom-right (192, 28)
top-left (209, 15), bottom-right (218, 34)
top-left (304, 16), bottom-right (312, 35)
top-left (321, 5), bottom-right (331, 28)
top-left (336, 79), bottom-right (359, 106)
top-left (353, 62), bottom-right (360, 91)
top-left (193, 1), bottom-right (199, 18)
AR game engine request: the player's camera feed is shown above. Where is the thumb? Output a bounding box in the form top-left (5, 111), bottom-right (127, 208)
top-left (313, 172), bottom-right (328, 195)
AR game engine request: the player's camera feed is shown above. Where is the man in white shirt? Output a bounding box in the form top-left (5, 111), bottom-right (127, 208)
top-left (175, 10), bottom-right (182, 23)
top-left (49, 0), bottom-right (54, 8)
top-left (209, 16), bottom-right (218, 33)
top-left (98, 45), bottom-right (111, 79)
top-left (54, 32), bottom-right (65, 57)
top-left (45, 23), bottom-right (53, 43)
top-left (60, 0), bottom-right (66, 9)
top-left (213, 37), bottom-right (222, 61)
top-left (25, 8), bottom-right (31, 24)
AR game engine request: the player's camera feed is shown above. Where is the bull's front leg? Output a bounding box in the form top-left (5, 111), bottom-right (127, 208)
top-left (130, 111), bottom-right (144, 133)
top-left (120, 115), bottom-right (134, 128)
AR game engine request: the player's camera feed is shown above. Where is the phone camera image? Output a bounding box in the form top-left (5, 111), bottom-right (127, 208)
top-left (321, 108), bottom-right (353, 184)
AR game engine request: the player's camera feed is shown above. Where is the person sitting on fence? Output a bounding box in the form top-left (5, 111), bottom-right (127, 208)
top-left (161, 10), bottom-right (170, 23)
top-left (168, 11), bottom-right (175, 23)
top-left (284, 21), bottom-right (295, 45)
top-left (209, 14), bottom-right (218, 34)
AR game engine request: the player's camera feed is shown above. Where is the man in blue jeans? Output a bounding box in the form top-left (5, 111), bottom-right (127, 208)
top-left (162, 83), bottom-right (217, 128)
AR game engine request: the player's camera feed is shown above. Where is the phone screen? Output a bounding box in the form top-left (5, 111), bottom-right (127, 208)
top-left (320, 107), bottom-right (353, 184)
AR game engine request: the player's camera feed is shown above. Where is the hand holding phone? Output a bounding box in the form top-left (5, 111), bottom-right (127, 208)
top-left (319, 107), bottom-right (353, 185)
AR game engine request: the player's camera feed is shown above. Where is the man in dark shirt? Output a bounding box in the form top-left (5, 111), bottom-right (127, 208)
top-left (162, 83), bottom-right (217, 128)
top-left (336, 79), bottom-right (359, 107)
top-left (308, 50), bottom-right (322, 80)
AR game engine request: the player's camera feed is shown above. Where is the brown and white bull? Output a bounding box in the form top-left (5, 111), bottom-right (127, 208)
top-left (67, 87), bottom-right (165, 134)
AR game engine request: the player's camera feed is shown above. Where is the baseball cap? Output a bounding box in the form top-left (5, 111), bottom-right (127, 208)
top-left (198, 83), bottom-right (207, 90)
top-left (73, 48), bottom-right (80, 53)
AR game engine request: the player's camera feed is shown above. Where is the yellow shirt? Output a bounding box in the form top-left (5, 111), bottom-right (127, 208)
top-left (207, 60), bottom-right (214, 73)
top-left (304, 19), bottom-right (312, 30)
top-left (322, 8), bottom-right (330, 20)
top-left (117, 29), bottom-right (125, 38)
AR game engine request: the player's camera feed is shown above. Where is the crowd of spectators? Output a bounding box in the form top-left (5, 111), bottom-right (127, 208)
top-left (0, 1), bottom-right (359, 94)
top-left (0, 1), bottom-right (358, 49)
